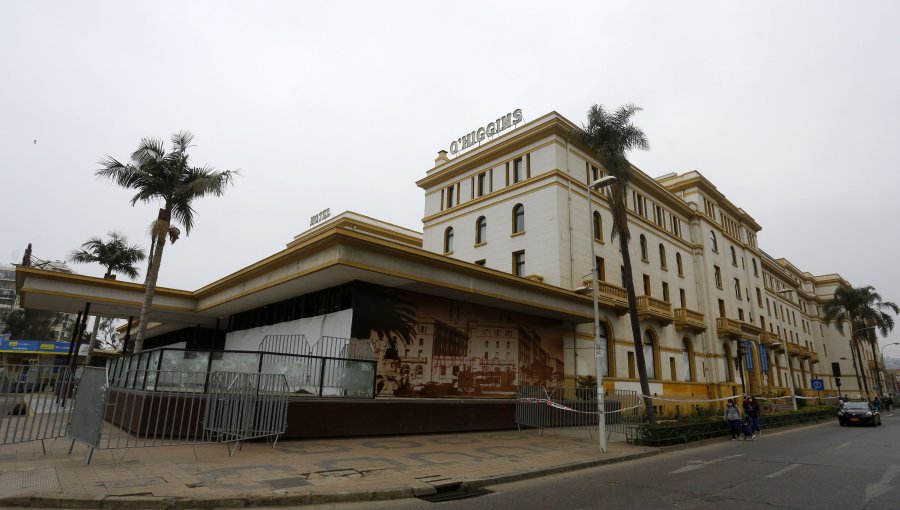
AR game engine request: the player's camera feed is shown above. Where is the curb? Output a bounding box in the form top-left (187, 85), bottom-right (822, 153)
top-left (0, 449), bottom-right (660, 509)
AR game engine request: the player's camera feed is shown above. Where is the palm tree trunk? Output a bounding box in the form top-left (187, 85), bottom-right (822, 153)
top-left (83, 271), bottom-right (113, 367)
top-left (134, 214), bottom-right (169, 353)
top-left (619, 233), bottom-right (657, 424)
top-left (870, 340), bottom-right (884, 396)
top-left (852, 338), bottom-right (871, 399)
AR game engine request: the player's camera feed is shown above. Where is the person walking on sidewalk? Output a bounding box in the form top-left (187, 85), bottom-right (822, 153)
top-left (725, 399), bottom-right (742, 441)
top-left (743, 395), bottom-right (761, 437)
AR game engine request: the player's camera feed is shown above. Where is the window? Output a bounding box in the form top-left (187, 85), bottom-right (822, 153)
top-left (475, 216), bottom-right (487, 244)
top-left (718, 299), bottom-right (726, 318)
top-left (443, 227), bottom-right (454, 253)
top-left (643, 330), bottom-right (657, 379)
top-left (512, 250), bottom-right (525, 276)
top-left (599, 322), bottom-right (610, 376)
top-left (738, 308), bottom-right (744, 321)
top-left (723, 343), bottom-right (733, 382)
top-left (477, 172), bottom-right (487, 197)
top-left (446, 186), bottom-right (455, 208)
top-left (640, 235), bottom-right (648, 261)
top-left (513, 157), bottom-right (525, 183)
top-left (662, 282), bottom-right (670, 303)
top-left (734, 278), bottom-right (742, 299)
top-left (627, 351), bottom-right (636, 379)
top-left (710, 231), bottom-right (718, 252)
top-left (593, 211), bottom-right (603, 241)
top-left (654, 205), bottom-right (664, 227)
top-left (714, 266), bottom-right (722, 288)
top-left (643, 274), bottom-right (651, 296)
top-left (756, 288), bottom-right (762, 306)
top-left (676, 252), bottom-right (683, 276)
top-left (670, 216), bottom-right (681, 237)
top-left (596, 256), bottom-right (606, 281)
top-left (682, 339), bottom-right (693, 382)
top-left (752, 258), bottom-right (758, 276)
top-left (659, 244), bottom-right (667, 269)
top-left (730, 246), bottom-right (737, 266)
top-left (512, 204), bottom-right (525, 234)
top-left (679, 288), bottom-right (686, 308)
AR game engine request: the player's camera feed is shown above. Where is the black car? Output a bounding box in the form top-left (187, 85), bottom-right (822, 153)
top-left (838, 401), bottom-right (882, 426)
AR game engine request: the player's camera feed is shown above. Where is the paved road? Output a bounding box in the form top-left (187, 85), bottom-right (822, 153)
top-left (321, 412), bottom-right (900, 510)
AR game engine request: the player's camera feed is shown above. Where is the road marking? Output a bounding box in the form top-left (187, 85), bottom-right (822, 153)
top-left (865, 465), bottom-right (900, 502)
top-left (766, 464), bottom-right (801, 479)
top-left (833, 442), bottom-right (852, 450)
top-left (670, 454), bottom-right (742, 474)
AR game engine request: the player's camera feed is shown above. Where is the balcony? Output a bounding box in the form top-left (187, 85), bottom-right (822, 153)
top-left (798, 346), bottom-right (812, 359)
top-left (582, 280), bottom-right (630, 314)
top-left (868, 359), bottom-right (878, 370)
top-left (759, 331), bottom-right (780, 348)
top-left (674, 308), bottom-right (707, 333)
top-left (716, 317), bottom-right (743, 338)
top-left (740, 321), bottom-right (764, 336)
top-left (636, 296), bottom-right (674, 325)
top-left (809, 352), bottom-right (820, 364)
top-left (786, 343), bottom-right (801, 357)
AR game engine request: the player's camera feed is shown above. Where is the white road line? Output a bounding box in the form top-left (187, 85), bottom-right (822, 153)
top-left (834, 442), bottom-right (852, 450)
top-left (766, 464), bottom-right (801, 479)
top-left (670, 454), bottom-right (742, 474)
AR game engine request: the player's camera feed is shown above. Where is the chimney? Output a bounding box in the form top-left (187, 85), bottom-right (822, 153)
top-left (435, 150), bottom-right (449, 166)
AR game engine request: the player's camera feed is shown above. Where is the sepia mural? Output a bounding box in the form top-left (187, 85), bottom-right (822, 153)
top-left (350, 282), bottom-right (565, 398)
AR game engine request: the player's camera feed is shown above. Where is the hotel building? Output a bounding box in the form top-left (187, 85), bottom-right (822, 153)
top-left (14, 110), bottom-right (883, 434)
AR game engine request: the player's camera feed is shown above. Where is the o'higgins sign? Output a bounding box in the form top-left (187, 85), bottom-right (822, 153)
top-left (449, 109), bottom-right (523, 155)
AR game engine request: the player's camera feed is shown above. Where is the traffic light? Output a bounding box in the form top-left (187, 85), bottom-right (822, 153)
top-left (835, 377), bottom-right (842, 388)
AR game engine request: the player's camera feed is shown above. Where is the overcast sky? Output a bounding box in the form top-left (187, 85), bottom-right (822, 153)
top-left (2, 2), bottom-right (899, 355)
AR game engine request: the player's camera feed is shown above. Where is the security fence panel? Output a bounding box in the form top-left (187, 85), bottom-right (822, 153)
top-left (68, 367), bottom-right (108, 452)
top-left (204, 372), bottom-right (288, 453)
top-left (0, 365), bottom-right (76, 450)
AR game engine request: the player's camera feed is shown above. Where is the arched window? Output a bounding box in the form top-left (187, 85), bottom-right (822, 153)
top-left (681, 338), bottom-right (694, 382)
top-left (415, 366), bottom-right (424, 378)
top-left (710, 231), bottom-right (718, 252)
top-left (643, 330), bottom-right (657, 379)
top-left (512, 204), bottom-right (525, 234)
top-left (592, 211), bottom-right (603, 241)
top-left (598, 321), bottom-right (610, 377)
top-left (475, 216), bottom-right (487, 244)
top-left (443, 227), bottom-right (454, 253)
top-left (659, 244), bottom-right (667, 269)
top-left (640, 235), bottom-right (648, 261)
top-left (723, 342), bottom-right (733, 382)
top-left (676, 252), bottom-right (683, 276)
top-left (730, 246), bottom-right (737, 266)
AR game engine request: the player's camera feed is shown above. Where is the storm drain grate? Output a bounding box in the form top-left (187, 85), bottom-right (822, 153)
top-left (417, 483), bottom-right (492, 503)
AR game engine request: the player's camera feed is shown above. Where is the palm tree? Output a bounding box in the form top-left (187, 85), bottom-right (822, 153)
top-left (823, 285), bottom-right (899, 399)
top-left (573, 104), bottom-right (655, 424)
top-left (69, 231), bottom-right (146, 364)
top-left (97, 132), bottom-right (237, 353)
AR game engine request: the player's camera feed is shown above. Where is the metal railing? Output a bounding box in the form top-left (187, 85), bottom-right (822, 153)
top-left (108, 343), bottom-right (377, 398)
top-left (0, 365), bottom-right (76, 452)
top-left (515, 386), bottom-right (644, 439)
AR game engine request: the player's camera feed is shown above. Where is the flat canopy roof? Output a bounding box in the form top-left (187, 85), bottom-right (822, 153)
top-left (17, 215), bottom-right (594, 338)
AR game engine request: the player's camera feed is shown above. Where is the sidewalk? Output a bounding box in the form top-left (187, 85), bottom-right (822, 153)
top-left (0, 430), bottom-right (658, 508)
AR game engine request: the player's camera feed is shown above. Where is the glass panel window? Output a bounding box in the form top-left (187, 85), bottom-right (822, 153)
top-left (513, 250), bottom-right (525, 276)
top-left (444, 227), bottom-right (454, 253)
top-left (476, 216), bottom-right (487, 244)
top-left (512, 204), bottom-right (525, 233)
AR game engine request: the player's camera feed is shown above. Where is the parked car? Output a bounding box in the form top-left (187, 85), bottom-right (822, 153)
top-left (838, 401), bottom-right (881, 427)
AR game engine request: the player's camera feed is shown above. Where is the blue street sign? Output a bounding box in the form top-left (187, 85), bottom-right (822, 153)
top-left (811, 378), bottom-right (825, 391)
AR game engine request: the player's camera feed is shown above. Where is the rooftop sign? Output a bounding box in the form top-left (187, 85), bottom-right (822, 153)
top-left (449, 109), bottom-right (523, 156)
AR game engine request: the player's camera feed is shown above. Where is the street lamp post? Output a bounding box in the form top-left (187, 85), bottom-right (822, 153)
top-left (584, 175), bottom-right (617, 453)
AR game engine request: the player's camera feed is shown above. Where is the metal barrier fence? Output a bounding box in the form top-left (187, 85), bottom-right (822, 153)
top-left (515, 386), bottom-right (644, 438)
top-left (205, 372), bottom-right (290, 455)
top-left (0, 365), bottom-right (76, 453)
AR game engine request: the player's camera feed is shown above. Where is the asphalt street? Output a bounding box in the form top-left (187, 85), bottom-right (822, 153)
top-left (316, 411), bottom-right (900, 510)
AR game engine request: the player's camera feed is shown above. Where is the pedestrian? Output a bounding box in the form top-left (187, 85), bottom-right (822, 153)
top-left (743, 395), bottom-right (761, 437)
top-left (873, 396), bottom-right (882, 412)
top-left (724, 399), bottom-right (742, 441)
